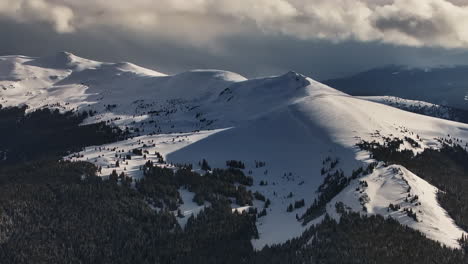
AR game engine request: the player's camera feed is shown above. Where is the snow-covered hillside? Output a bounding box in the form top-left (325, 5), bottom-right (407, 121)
top-left (327, 164), bottom-right (465, 248)
top-left (358, 96), bottom-right (468, 123)
top-left (3, 52), bottom-right (468, 249)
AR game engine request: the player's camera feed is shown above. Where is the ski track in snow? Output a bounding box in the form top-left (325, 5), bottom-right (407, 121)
top-left (3, 52), bottom-right (468, 249)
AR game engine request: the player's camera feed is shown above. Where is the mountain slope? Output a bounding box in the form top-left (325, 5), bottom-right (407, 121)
top-left (324, 65), bottom-right (468, 111)
top-left (328, 164), bottom-right (465, 248)
top-left (2, 52), bottom-right (468, 249)
top-left (357, 96), bottom-right (468, 123)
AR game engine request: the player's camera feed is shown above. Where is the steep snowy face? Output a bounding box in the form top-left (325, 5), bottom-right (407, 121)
top-left (327, 164), bottom-right (465, 249)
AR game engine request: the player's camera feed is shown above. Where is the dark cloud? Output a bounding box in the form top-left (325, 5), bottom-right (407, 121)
top-left (1, 1), bottom-right (468, 79)
top-left (3, 0), bottom-right (468, 48)
top-left (371, 0), bottom-right (468, 48)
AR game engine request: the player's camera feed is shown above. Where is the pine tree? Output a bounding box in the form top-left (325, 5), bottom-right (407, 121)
top-left (177, 209), bottom-right (184, 218)
top-left (201, 159), bottom-right (211, 171)
top-left (109, 170), bottom-right (118, 182)
top-left (258, 209), bottom-right (267, 218)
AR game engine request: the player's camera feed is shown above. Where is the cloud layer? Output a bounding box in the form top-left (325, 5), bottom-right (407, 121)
top-left (1, 0), bottom-right (468, 49)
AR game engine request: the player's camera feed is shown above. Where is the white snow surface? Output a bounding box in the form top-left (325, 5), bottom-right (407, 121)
top-left (327, 164), bottom-right (466, 248)
top-left (360, 96), bottom-right (457, 121)
top-left (3, 52), bottom-right (468, 249)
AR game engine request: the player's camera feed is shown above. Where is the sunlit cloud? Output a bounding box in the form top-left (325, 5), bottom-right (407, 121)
top-left (1, 0), bottom-right (468, 48)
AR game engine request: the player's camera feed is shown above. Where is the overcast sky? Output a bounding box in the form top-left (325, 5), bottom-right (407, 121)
top-left (2, 0), bottom-right (468, 79)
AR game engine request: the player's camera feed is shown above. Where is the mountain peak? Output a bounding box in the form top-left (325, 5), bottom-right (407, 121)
top-left (276, 70), bottom-right (310, 89)
top-left (56, 50), bottom-right (74, 58)
top-left (26, 51), bottom-right (101, 71)
top-left (282, 70), bottom-right (300, 78)
top-left (48, 51), bottom-right (78, 64)
top-left (280, 70), bottom-right (305, 80)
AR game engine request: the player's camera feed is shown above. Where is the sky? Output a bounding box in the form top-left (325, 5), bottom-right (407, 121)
top-left (2, 0), bottom-right (468, 79)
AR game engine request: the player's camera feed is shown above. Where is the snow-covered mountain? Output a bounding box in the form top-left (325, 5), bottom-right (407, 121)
top-left (357, 96), bottom-right (468, 123)
top-left (2, 52), bottom-right (468, 249)
top-left (324, 65), bottom-right (468, 111)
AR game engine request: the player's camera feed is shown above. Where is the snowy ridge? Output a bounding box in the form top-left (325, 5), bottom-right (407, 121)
top-left (324, 65), bottom-right (468, 111)
top-left (27, 51), bottom-right (102, 71)
top-left (327, 164), bottom-right (465, 248)
top-left (3, 52), bottom-right (468, 249)
top-left (360, 96), bottom-right (467, 123)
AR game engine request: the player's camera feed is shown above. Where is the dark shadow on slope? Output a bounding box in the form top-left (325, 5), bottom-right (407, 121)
top-left (167, 106), bottom-right (364, 201)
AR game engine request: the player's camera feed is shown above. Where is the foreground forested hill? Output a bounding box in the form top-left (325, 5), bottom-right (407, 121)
top-left (0, 106), bottom-right (467, 263)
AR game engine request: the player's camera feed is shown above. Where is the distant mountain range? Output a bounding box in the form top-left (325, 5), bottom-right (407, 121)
top-left (324, 65), bottom-right (468, 111)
